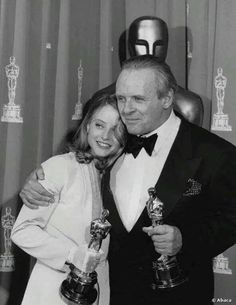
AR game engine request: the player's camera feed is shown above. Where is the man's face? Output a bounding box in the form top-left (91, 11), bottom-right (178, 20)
top-left (116, 68), bottom-right (170, 136)
top-left (129, 19), bottom-right (168, 62)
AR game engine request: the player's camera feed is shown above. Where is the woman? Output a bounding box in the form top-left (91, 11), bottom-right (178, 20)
top-left (11, 94), bottom-right (126, 305)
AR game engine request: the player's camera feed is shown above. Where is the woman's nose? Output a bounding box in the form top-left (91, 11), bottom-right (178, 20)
top-left (101, 128), bottom-right (110, 139)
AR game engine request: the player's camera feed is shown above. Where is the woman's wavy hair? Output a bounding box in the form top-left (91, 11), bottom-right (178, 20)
top-left (70, 93), bottom-right (127, 171)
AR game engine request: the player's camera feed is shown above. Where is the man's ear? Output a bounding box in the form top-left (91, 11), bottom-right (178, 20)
top-left (162, 89), bottom-right (174, 109)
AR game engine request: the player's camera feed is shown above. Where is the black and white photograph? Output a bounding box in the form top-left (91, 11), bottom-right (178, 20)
top-left (0, 1), bottom-right (236, 305)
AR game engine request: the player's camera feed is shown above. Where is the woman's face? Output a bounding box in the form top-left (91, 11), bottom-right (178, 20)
top-left (87, 104), bottom-right (121, 158)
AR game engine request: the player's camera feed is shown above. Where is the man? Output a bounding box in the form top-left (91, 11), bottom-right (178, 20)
top-left (20, 56), bottom-right (236, 305)
top-left (88, 16), bottom-right (203, 126)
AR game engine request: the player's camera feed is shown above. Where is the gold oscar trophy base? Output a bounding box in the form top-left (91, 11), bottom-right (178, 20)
top-left (153, 256), bottom-right (187, 289)
top-left (60, 264), bottom-right (97, 305)
top-left (146, 188), bottom-right (188, 290)
top-left (60, 210), bottom-right (111, 304)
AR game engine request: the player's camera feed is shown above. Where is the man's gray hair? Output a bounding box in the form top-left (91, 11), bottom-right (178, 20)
top-left (121, 55), bottom-right (177, 99)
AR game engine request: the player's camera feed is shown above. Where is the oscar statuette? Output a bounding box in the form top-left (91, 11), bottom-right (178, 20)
top-left (60, 209), bottom-right (111, 304)
top-left (146, 187), bottom-right (187, 289)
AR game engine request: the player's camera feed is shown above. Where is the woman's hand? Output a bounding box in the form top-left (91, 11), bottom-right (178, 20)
top-left (70, 245), bottom-right (103, 273)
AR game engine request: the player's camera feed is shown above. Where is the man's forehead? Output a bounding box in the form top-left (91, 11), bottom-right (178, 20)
top-left (116, 69), bottom-right (157, 96)
top-left (116, 68), bottom-right (155, 86)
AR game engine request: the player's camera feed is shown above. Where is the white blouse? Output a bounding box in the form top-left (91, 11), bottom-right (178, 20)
top-left (11, 152), bottom-right (110, 305)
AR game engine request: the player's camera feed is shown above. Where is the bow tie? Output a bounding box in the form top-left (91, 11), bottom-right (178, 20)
top-left (125, 133), bottom-right (157, 158)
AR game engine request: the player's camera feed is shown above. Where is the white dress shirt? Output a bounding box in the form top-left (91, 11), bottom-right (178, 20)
top-left (110, 111), bottom-right (181, 231)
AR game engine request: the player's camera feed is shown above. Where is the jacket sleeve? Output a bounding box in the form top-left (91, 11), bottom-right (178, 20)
top-left (11, 154), bottom-right (78, 271)
top-left (177, 149), bottom-right (236, 262)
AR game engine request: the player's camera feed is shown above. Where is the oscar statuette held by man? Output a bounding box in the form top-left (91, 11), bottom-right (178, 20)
top-left (146, 187), bottom-right (187, 289)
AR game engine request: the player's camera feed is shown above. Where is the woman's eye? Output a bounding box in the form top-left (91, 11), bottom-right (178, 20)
top-left (95, 123), bottom-right (103, 128)
top-left (117, 96), bottom-right (125, 103)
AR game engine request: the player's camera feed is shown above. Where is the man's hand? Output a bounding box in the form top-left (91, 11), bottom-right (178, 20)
top-left (142, 224), bottom-right (182, 256)
top-left (19, 166), bottom-right (54, 209)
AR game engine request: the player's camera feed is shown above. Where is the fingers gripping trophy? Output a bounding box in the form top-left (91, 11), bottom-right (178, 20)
top-left (60, 209), bottom-right (111, 304)
top-left (146, 188), bottom-right (187, 289)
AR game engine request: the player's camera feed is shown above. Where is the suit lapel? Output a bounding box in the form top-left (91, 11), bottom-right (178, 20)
top-left (102, 166), bottom-right (129, 237)
top-left (102, 163), bottom-right (150, 236)
top-left (102, 120), bottom-right (203, 231)
top-left (154, 120), bottom-right (202, 217)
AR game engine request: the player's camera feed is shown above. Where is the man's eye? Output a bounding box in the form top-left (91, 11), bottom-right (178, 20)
top-left (134, 97), bottom-right (144, 102)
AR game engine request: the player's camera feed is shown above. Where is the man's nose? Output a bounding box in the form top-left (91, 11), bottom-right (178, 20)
top-left (123, 98), bottom-right (135, 113)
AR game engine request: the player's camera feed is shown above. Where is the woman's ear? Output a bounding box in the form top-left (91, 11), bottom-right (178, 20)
top-left (86, 124), bottom-right (90, 133)
top-left (161, 89), bottom-right (174, 109)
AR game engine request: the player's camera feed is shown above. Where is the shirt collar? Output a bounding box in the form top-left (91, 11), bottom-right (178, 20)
top-left (144, 110), bottom-right (179, 138)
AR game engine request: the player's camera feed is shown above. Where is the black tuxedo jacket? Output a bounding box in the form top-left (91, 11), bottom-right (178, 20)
top-left (102, 119), bottom-right (236, 305)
